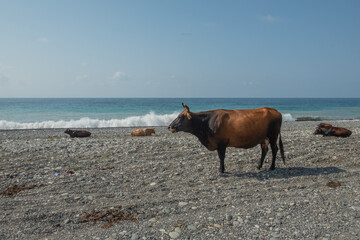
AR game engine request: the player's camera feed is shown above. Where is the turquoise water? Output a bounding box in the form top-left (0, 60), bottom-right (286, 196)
top-left (0, 98), bottom-right (360, 129)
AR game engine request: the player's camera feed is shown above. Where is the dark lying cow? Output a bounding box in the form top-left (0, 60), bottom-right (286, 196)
top-left (314, 123), bottom-right (352, 137)
top-left (64, 128), bottom-right (91, 138)
top-left (168, 103), bottom-right (285, 173)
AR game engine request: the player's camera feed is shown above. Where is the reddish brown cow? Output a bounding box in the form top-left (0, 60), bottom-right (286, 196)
top-left (131, 128), bottom-right (155, 136)
top-left (168, 103), bottom-right (285, 173)
top-left (64, 128), bottom-right (91, 138)
top-left (314, 123), bottom-right (352, 137)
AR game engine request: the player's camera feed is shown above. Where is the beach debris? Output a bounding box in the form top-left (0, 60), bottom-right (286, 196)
top-left (131, 128), bottom-right (155, 136)
top-left (54, 173), bottom-right (60, 177)
top-left (326, 180), bottom-right (341, 188)
top-left (78, 205), bottom-right (140, 228)
top-left (64, 128), bottom-right (91, 138)
top-left (99, 166), bottom-right (115, 170)
top-left (1, 184), bottom-right (45, 197)
top-left (66, 170), bottom-right (74, 174)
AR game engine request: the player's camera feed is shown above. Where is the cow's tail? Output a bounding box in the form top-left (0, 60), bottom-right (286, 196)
top-left (279, 133), bottom-right (285, 165)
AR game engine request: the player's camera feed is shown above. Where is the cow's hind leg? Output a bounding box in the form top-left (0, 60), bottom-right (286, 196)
top-left (269, 139), bottom-right (279, 170)
top-left (217, 145), bottom-right (226, 173)
top-left (257, 139), bottom-right (269, 170)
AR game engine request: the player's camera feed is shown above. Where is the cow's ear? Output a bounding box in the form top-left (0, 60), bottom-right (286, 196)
top-left (182, 103), bottom-right (190, 112)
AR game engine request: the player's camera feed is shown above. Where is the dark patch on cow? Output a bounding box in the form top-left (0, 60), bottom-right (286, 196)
top-left (168, 103), bottom-right (285, 173)
top-left (64, 129), bottom-right (91, 138)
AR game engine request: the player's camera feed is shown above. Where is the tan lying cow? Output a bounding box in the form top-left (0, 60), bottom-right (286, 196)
top-left (168, 103), bottom-right (285, 173)
top-left (131, 128), bottom-right (155, 136)
top-left (314, 123), bottom-right (352, 137)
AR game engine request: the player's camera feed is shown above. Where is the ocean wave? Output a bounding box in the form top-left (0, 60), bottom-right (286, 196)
top-left (0, 111), bottom-right (355, 130)
top-left (0, 112), bottom-right (180, 130)
top-left (282, 113), bottom-right (295, 122)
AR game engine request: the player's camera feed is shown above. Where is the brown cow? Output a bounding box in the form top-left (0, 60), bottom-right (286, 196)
top-left (64, 128), bottom-right (91, 138)
top-left (168, 103), bottom-right (285, 173)
top-left (314, 123), bottom-right (352, 137)
top-left (131, 128), bottom-right (155, 136)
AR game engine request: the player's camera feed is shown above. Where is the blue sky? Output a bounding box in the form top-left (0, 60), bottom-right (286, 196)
top-left (0, 0), bottom-right (359, 98)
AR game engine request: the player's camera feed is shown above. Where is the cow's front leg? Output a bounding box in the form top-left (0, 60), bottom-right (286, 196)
top-left (217, 145), bottom-right (226, 173)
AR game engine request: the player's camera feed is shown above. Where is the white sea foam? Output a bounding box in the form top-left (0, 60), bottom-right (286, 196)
top-left (0, 111), bottom-right (180, 130)
top-left (282, 113), bottom-right (295, 122)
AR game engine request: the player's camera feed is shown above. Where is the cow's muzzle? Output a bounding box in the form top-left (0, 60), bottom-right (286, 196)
top-left (168, 126), bottom-right (176, 133)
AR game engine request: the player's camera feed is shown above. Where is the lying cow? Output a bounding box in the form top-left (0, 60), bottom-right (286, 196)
top-left (168, 103), bottom-right (285, 173)
top-left (314, 123), bottom-right (352, 137)
top-left (64, 128), bottom-right (91, 138)
top-left (131, 128), bottom-right (155, 136)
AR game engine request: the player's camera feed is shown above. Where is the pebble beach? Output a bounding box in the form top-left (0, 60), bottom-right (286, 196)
top-left (1, 121), bottom-right (360, 239)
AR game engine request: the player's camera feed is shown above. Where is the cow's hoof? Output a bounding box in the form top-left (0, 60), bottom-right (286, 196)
top-left (269, 166), bottom-right (275, 171)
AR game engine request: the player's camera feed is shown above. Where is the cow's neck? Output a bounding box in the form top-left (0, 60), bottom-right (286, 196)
top-left (188, 112), bottom-right (213, 149)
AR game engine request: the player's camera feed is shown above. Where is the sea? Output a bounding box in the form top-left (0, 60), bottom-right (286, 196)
top-left (0, 98), bottom-right (360, 130)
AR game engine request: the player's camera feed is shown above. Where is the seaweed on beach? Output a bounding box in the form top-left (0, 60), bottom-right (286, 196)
top-left (78, 205), bottom-right (139, 228)
top-left (326, 180), bottom-right (341, 188)
top-left (99, 166), bottom-right (114, 170)
top-left (1, 184), bottom-right (45, 197)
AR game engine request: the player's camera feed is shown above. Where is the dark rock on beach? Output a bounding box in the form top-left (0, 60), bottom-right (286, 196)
top-left (0, 121), bottom-right (359, 239)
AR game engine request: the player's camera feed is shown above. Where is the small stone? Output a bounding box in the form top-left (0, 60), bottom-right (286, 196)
top-left (178, 202), bottom-right (188, 207)
top-left (226, 214), bottom-right (233, 221)
top-left (131, 232), bottom-right (139, 240)
top-left (351, 206), bottom-right (360, 211)
top-left (271, 232), bottom-right (281, 238)
top-left (174, 227), bottom-right (181, 233)
top-left (149, 217), bottom-right (157, 222)
top-left (169, 231), bottom-right (180, 239)
top-left (150, 182), bottom-right (156, 186)
top-left (214, 224), bottom-right (221, 228)
top-left (275, 219), bottom-right (282, 225)
top-left (187, 224), bottom-right (196, 230)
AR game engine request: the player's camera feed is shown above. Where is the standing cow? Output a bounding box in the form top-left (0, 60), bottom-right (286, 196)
top-left (168, 103), bottom-right (285, 173)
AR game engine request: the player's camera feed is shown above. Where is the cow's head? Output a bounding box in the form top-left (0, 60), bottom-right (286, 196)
top-left (168, 103), bottom-right (193, 133)
top-left (314, 127), bottom-right (324, 135)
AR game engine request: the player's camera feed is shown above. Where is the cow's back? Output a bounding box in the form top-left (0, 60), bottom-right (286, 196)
top-left (208, 107), bottom-right (282, 149)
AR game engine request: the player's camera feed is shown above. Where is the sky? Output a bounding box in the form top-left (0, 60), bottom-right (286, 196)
top-left (0, 0), bottom-right (359, 98)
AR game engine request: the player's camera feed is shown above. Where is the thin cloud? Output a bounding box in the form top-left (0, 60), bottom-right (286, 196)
top-left (76, 74), bottom-right (88, 81)
top-left (111, 71), bottom-right (128, 81)
top-left (38, 37), bottom-right (49, 43)
top-left (0, 73), bottom-right (9, 84)
top-left (260, 15), bottom-right (281, 23)
top-left (0, 63), bottom-right (11, 84)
